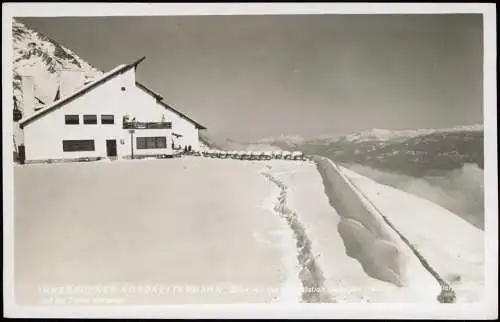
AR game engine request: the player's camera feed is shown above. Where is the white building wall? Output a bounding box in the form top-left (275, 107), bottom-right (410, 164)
top-left (129, 85), bottom-right (202, 151)
top-left (126, 86), bottom-right (165, 121)
top-left (162, 108), bottom-right (201, 151)
top-left (23, 68), bottom-right (172, 161)
top-left (129, 128), bottom-right (172, 158)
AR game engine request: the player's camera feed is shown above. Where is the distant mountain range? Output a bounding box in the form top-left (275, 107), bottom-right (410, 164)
top-left (257, 124), bottom-right (484, 177)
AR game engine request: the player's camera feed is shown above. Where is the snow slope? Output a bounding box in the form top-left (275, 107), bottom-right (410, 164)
top-left (264, 156), bottom-right (483, 303)
top-left (339, 165), bottom-right (485, 303)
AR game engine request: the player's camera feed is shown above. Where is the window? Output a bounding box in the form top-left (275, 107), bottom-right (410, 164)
top-left (137, 137), bottom-right (146, 149)
top-left (101, 115), bottom-right (114, 124)
top-left (136, 136), bottom-right (167, 149)
top-left (146, 137), bottom-right (156, 149)
top-left (83, 115), bottom-right (97, 124)
top-left (65, 115), bottom-right (79, 125)
top-left (62, 140), bottom-right (95, 152)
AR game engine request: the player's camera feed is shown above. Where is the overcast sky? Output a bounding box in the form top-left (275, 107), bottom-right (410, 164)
top-left (19, 14), bottom-right (483, 141)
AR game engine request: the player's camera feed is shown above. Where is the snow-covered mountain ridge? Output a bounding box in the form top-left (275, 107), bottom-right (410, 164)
top-left (342, 124), bottom-right (484, 143)
top-left (12, 19), bottom-right (103, 110)
top-left (257, 124), bottom-right (484, 146)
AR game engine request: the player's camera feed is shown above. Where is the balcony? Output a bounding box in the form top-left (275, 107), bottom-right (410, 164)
top-left (123, 121), bottom-right (172, 129)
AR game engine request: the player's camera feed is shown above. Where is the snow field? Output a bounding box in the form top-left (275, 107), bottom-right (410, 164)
top-left (14, 158), bottom-right (300, 304)
top-left (13, 156), bottom-right (481, 305)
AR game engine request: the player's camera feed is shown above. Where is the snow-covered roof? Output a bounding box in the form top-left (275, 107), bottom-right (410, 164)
top-left (19, 57), bottom-right (146, 128)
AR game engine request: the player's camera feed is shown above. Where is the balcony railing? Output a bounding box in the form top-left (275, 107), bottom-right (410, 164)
top-left (123, 121), bottom-right (172, 129)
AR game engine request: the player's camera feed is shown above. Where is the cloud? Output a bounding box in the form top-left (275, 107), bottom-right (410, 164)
top-left (346, 163), bottom-right (484, 229)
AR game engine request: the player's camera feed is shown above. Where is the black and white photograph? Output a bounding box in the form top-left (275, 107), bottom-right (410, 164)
top-left (2, 3), bottom-right (497, 319)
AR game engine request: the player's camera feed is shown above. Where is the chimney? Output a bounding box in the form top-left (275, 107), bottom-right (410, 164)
top-left (20, 76), bottom-right (36, 118)
top-left (58, 69), bottom-right (86, 98)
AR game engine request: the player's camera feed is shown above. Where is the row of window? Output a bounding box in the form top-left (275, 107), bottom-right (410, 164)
top-left (62, 136), bottom-right (168, 152)
top-left (62, 140), bottom-right (95, 152)
top-left (65, 114), bottom-right (114, 125)
top-left (136, 137), bottom-right (167, 149)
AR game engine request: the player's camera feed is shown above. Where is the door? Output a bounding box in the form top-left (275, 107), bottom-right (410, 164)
top-left (106, 139), bottom-right (117, 157)
top-left (18, 145), bottom-right (26, 164)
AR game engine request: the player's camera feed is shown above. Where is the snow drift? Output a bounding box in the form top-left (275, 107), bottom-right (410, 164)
top-left (266, 160), bottom-right (441, 302)
top-left (339, 165), bottom-right (484, 303)
top-left (311, 156), bottom-right (441, 294)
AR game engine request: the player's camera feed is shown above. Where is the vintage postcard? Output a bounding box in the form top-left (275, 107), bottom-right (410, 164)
top-left (2, 3), bottom-right (497, 319)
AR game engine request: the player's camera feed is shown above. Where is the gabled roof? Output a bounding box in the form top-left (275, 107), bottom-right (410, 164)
top-left (158, 99), bottom-right (207, 130)
top-left (19, 56), bottom-right (207, 131)
top-left (135, 81), bottom-right (207, 130)
top-left (136, 81), bottom-right (163, 100)
top-left (19, 56), bottom-right (146, 128)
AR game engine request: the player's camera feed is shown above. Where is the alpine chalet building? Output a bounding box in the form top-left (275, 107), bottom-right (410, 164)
top-left (16, 57), bottom-right (206, 163)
